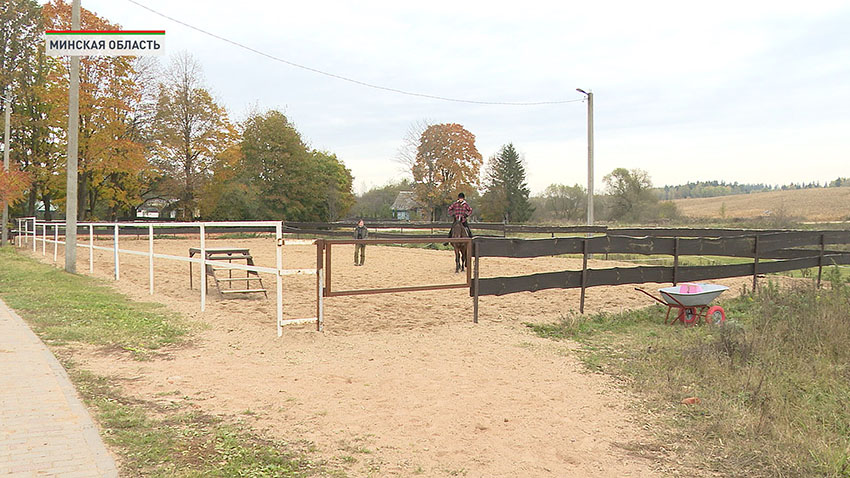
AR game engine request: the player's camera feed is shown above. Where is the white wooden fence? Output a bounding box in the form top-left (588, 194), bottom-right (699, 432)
top-left (14, 217), bottom-right (322, 336)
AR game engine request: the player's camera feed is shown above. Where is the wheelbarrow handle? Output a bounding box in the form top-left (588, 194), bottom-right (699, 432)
top-left (634, 287), bottom-right (668, 305)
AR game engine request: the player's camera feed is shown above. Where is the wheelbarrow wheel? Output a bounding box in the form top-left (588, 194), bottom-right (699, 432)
top-left (681, 307), bottom-right (699, 325)
top-left (707, 306), bottom-right (726, 325)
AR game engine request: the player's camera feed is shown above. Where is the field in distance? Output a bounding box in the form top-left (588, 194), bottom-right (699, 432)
top-left (672, 187), bottom-right (850, 222)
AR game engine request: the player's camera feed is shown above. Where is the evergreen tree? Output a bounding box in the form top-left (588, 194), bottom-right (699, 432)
top-left (480, 143), bottom-right (533, 223)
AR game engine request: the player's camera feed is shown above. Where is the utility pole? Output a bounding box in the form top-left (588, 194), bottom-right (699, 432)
top-left (65, 0), bottom-right (81, 273)
top-left (2, 94), bottom-right (10, 246)
top-left (576, 88), bottom-right (594, 227)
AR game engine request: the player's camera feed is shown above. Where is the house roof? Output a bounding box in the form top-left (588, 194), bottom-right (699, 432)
top-left (391, 191), bottom-right (423, 211)
top-left (137, 198), bottom-right (177, 209)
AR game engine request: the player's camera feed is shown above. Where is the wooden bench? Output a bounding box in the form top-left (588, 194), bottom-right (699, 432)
top-left (189, 247), bottom-right (268, 299)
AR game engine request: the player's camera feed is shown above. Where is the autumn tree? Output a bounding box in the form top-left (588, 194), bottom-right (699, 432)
top-left (112, 57), bottom-right (162, 219)
top-left (205, 110), bottom-right (353, 221)
top-left (198, 143), bottom-right (254, 220)
top-left (480, 143), bottom-right (533, 223)
top-left (152, 52), bottom-right (235, 220)
top-left (411, 123), bottom-right (482, 220)
top-left (0, 162), bottom-right (33, 206)
top-left (0, 160), bottom-right (33, 242)
top-left (42, 1), bottom-right (154, 220)
top-left (1, 0), bottom-right (54, 217)
top-left (0, 0), bottom-right (41, 96)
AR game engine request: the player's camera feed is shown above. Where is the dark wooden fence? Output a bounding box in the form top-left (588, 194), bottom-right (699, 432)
top-left (470, 230), bottom-right (850, 322)
top-left (283, 221), bottom-right (606, 238)
top-left (19, 220), bottom-right (815, 240)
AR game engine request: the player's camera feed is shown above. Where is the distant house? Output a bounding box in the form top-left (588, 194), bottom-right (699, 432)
top-left (391, 191), bottom-right (425, 220)
top-left (34, 202), bottom-right (59, 220)
top-left (136, 198), bottom-right (177, 219)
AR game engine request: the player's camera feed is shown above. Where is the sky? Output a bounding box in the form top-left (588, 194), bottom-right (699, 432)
top-left (63, 0), bottom-right (850, 195)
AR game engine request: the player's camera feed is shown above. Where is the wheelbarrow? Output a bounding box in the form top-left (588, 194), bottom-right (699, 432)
top-left (635, 283), bottom-right (729, 325)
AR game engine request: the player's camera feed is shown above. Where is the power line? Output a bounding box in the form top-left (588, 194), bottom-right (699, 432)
top-left (125, 0), bottom-right (583, 106)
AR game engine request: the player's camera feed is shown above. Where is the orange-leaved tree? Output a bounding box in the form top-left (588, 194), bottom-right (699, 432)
top-left (2, 0), bottom-right (61, 218)
top-left (152, 52), bottom-right (236, 220)
top-left (0, 162), bottom-right (33, 205)
top-left (43, 0), bottom-right (151, 220)
top-left (411, 123), bottom-right (482, 221)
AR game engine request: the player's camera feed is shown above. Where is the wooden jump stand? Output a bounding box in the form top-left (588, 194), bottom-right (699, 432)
top-left (189, 247), bottom-right (268, 298)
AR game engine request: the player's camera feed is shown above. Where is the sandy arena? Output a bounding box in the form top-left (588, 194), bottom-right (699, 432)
top-left (21, 235), bottom-right (769, 477)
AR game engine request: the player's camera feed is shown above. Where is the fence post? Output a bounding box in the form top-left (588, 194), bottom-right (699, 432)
top-left (817, 233), bottom-right (825, 288)
top-left (275, 222), bottom-right (283, 337)
top-left (325, 242), bottom-right (332, 295)
top-left (465, 238), bottom-right (472, 286)
top-left (316, 239), bottom-right (324, 332)
top-left (148, 224), bottom-right (154, 295)
top-left (32, 218), bottom-right (36, 251)
top-left (89, 225), bottom-right (94, 274)
top-left (580, 238), bottom-right (588, 314)
top-left (200, 224), bottom-right (206, 312)
top-left (473, 239), bottom-right (480, 324)
top-left (673, 237), bottom-right (679, 286)
top-left (752, 235), bottom-right (760, 292)
top-left (42, 223), bottom-right (46, 255)
top-left (113, 224), bottom-right (119, 280)
top-left (317, 268), bottom-right (325, 332)
top-left (53, 225), bottom-right (58, 263)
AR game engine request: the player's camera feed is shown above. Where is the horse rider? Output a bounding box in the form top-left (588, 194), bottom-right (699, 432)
top-left (447, 192), bottom-right (473, 238)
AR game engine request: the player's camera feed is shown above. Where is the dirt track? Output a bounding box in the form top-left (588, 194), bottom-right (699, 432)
top-left (23, 236), bottom-right (768, 477)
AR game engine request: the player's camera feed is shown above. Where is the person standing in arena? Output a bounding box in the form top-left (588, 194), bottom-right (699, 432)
top-left (353, 219), bottom-right (368, 266)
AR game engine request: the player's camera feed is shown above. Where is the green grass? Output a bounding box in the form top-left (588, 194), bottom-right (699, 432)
top-left (70, 366), bottom-right (340, 478)
top-left (529, 268), bottom-right (850, 477)
top-left (783, 265), bottom-right (850, 282)
top-left (0, 247), bottom-right (187, 356)
top-left (598, 253), bottom-right (754, 267)
top-left (0, 247), bottom-right (345, 477)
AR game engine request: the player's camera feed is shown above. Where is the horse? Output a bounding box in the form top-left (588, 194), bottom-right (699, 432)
top-left (449, 218), bottom-right (469, 273)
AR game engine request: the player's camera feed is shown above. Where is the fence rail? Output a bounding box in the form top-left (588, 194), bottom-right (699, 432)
top-left (471, 230), bottom-right (850, 322)
top-left (13, 217), bottom-right (850, 327)
top-left (14, 217), bottom-right (323, 336)
top-left (476, 231), bottom-right (850, 258)
top-left (317, 237), bottom-right (472, 297)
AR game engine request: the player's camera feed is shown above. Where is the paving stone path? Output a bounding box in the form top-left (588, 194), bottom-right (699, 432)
top-left (0, 298), bottom-right (118, 477)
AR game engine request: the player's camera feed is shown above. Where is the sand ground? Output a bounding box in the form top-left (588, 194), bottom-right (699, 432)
top-left (21, 236), bottom-right (769, 477)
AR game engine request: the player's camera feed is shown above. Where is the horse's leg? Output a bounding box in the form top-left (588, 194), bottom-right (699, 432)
top-left (454, 247), bottom-right (461, 273)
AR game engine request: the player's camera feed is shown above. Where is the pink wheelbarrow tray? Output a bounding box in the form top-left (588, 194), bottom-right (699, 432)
top-left (635, 283), bottom-right (729, 326)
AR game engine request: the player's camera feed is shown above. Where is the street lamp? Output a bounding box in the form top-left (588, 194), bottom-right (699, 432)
top-left (1, 93), bottom-right (11, 247)
top-left (576, 88), bottom-right (594, 227)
